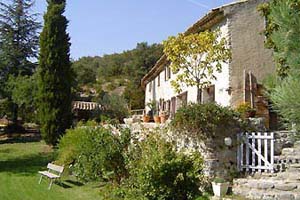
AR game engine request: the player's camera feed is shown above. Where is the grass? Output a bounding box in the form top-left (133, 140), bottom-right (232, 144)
top-left (0, 139), bottom-right (103, 200)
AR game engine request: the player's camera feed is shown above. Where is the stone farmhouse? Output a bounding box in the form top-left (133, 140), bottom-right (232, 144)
top-left (141, 0), bottom-right (275, 127)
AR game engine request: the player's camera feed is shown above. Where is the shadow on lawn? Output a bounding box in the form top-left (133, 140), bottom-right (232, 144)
top-left (0, 134), bottom-right (41, 145)
top-left (0, 152), bottom-right (54, 175)
top-left (65, 179), bottom-right (84, 186)
top-left (55, 180), bottom-right (84, 189)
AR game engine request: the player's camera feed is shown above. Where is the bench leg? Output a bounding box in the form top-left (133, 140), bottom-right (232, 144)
top-left (39, 175), bottom-right (43, 184)
top-left (48, 179), bottom-right (53, 190)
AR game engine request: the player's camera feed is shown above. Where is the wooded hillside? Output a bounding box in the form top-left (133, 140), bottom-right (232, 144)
top-left (72, 42), bottom-right (163, 109)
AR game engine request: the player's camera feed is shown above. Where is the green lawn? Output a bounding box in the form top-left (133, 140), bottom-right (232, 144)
top-left (0, 140), bottom-right (103, 200)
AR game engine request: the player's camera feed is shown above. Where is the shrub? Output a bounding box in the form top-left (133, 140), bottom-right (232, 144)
top-left (56, 122), bottom-right (89, 165)
top-left (270, 75), bottom-right (300, 130)
top-left (123, 134), bottom-right (205, 200)
top-left (100, 93), bottom-right (129, 122)
top-left (235, 102), bottom-right (256, 118)
top-left (57, 122), bottom-right (131, 183)
top-left (171, 103), bottom-right (244, 139)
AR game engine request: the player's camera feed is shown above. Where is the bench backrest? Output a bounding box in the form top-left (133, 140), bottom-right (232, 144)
top-left (47, 163), bottom-right (64, 175)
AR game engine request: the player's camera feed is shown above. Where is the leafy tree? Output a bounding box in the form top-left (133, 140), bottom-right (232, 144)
top-left (7, 75), bottom-right (37, 122)
top-left (99, 93), bottom-right (129, 122)
top-left (123, 81), bottom-right (145, 110)
top-left (258, 0), bottom-right (300, 77)
top-left (163, 31), bottom-right (231, 102)
top-left (72, 42), bottom-right (163, 110)
top-left (37, 0), bottom-right (73, 145)
top-left (72, 56), bottom-right (98, 86)
top-left (259, 0), bottom-right (300, 130)
top-left (269, 75), bottom-right (300, 130)
top-left (0, 0), bottom-right (40, 122)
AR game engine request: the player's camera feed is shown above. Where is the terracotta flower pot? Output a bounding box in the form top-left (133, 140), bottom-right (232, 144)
top-left (160, 114), bottom-right (169, 123)
top-left (245, 110), bottom-right (256, 118)
top-left (142, 115), bottom-right (150, 123)
top-left (153, 116), bottom-right (161, 123)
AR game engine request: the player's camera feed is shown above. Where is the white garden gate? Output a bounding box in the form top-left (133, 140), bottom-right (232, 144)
top-left (237, 132), bottom-right (274, 173)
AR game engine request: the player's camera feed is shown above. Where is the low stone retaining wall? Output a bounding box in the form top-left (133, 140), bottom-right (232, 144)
top-left (125, 122), bottom-right (238, 179)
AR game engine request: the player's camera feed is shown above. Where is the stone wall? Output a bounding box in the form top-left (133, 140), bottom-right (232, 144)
top-left (226, 0), bottom-right (275, 107)
top-left (125, 122), bottom-right (239, 180)
top-left (125, 122), bottom-right (299, 182)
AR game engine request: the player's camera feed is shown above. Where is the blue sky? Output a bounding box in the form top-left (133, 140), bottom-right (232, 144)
top-left (31, 0), bottom-right (235, 60)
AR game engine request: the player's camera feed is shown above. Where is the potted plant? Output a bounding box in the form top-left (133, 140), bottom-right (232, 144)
top-left (153, 114), bottom-right (161, 123)
top-left (236, 102), bottom-right (256, 118)
top-left (211, 177), bottom-right (229, 198)
top-left (144, 101), bottom-right (157, 122)
top-left (159, 110), bottom-right (169, 123)
top-left (142, 114), bottom-right (150, 123)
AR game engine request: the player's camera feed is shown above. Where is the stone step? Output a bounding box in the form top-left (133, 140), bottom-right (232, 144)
top-left (234, 187), bottom-right (300, 200)
top-left (234, 178), bottom-right (300, 188)
top-left (275, 172), bottom-right (300, 181)
top-left (290, 163), bottom-right (300, 169)
top-left (281, 147), bottom-right (300, 157)
top-left (233, 178), bottom-right (300, 200)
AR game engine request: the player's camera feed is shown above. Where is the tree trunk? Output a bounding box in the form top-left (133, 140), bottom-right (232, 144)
top-left (12, 103), bottom-right (18, 125)
top-left (197, 88), bottom-right (202, 104)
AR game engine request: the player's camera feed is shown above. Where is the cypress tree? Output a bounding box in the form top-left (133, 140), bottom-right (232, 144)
top-left (37, 0), bottom-right (73, 145)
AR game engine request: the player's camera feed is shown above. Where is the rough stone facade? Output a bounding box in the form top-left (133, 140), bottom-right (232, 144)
top-left (226, 0), bottom-right (275, 107)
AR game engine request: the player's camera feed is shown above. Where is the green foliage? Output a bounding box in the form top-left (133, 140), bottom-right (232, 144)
top-left (72, 42), bottom-right (163, 109)
top-left (123, 81), bottom-right (145, 109)
top-left (235, 102), bottom-right (254, 114)
top-left (58, 124), bottom-right (206, 199)
top-left (262, 73), bottom-right (281, 94)
top-left (0, 0), bottom-right (40, 122)
top-left (37, 0), bottom-right (73, 145)
top-left (6, 75), bottom-right (37, 122)
top-left (0, 98), bottom-right (13, 119)
top-left (72, 56), bottom-right (98, 86)
top-left (212, 177), bottom-right (226, 183)
top-left (57, 123), bottom-right (131, 183)
top-left (99, 94), bottom-right (129, 122)
top-left (235, 102), bottom-right (256, 118)
top-left (171, 103), bottom-right (243, 139)
top-left (259, 0), bottom-right (300, 130)
top-left (163, 31), bottom-right (231, 102)
top-left (0, 0), bottom-right (40, 77)
top-left (258, 0), bottom-right (300, 77)
top-left (123, 134), bottom-right (205, 200)
top-left (269, 75), bottom-right (300, 130)
top-left (56, 124), bottom-right (88, 166)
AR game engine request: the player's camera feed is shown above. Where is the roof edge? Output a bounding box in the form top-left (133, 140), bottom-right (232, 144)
top-left (141, 0), bottom-right (250, 89)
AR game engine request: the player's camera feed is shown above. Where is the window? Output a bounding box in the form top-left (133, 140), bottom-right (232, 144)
top-left (167, 66), bottom-right (171, 79)
top-left (164, 67), bottom-right (167, 81)
top-left (148, 81), bottom-right (152, 92)
top-left (164, 66), bottom-right (171, 81)
top-left (166, 100), bottom-right (171, 113)
top-left (158, 74), bottom-right (160, 87)
top-left (171, 97), bottom-right (176, 117)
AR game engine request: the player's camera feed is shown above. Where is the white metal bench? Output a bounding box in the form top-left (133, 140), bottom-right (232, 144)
top-left (38, 163), bottom-right (64, 190)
